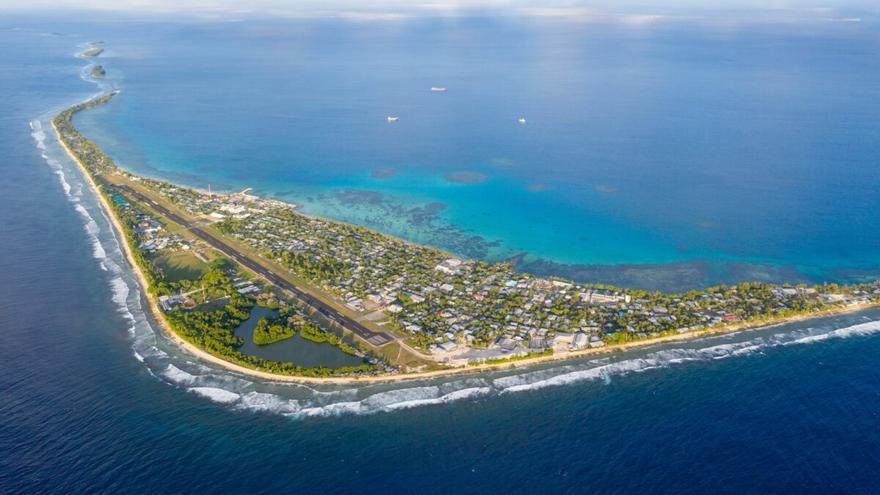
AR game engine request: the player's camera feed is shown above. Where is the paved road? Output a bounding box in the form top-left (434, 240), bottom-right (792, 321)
top-left (118, 185), bottom-right (392, 346)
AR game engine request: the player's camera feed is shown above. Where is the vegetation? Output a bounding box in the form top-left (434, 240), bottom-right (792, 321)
top-left (154, 251), bottom-right (209, 283)
top-left (53, 95), bottom-right (383, 378)
top-left (54, 90), bottom-right (880, 376)
top-left (253, 317), bottom-right (296, 345)
top-left (165, 293), bottom-right (252, 351)
top-left (300, 323), bottom-right (359, 355)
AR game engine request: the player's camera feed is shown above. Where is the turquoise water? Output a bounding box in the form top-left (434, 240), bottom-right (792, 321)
top-left (69, 16), bottom-right (880, 291)
top-left (5, 14), bottom-right (880, 494)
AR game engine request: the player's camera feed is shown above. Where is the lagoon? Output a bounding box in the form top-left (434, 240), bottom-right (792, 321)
top-left (71, 16), bottom-right (880, 291)
top-left (233, 306), bottom-right (364, 369)
top-left (4, 13), bottom-right (880, 494)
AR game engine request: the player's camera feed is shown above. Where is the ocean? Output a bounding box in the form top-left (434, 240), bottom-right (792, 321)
top-left (66, 14), bottom-right (880, 291)
top-left (3, 12), bottom-right (880, 494)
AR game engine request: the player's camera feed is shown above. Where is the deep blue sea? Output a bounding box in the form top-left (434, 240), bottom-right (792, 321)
top-left (65, 13), bottom-right (880, 291)
top-left (3, 13), bottom-right (880, 494)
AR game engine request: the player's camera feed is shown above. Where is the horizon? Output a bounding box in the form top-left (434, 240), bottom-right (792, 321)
top-left (2, 0), bottom-right (878, 25)
top-left (4, 3), bottom-right (880, 493)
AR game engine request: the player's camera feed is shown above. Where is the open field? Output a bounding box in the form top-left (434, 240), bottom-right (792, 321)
top-left (153, 251), bottom-right (208, 282)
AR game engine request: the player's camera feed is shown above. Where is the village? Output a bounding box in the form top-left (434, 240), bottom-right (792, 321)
top-left (136, 176), bottom-right (880, 367)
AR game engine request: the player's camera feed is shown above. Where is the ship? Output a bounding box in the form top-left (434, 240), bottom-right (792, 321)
top-left (430, 87), bottom-right (447, 92)
top-left (518, 117), bottom-right (527, 125)
top-left (387, 116), bottom-right (399, 123)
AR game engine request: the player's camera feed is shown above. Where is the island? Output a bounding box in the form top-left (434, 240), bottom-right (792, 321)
top-left (52, 77), bottom-right (880, 384)
top-left (81, 46), bottom-right (104, 58)
top-left (90, 65), bottom-right (106, 79)
top-left (253, 316), bottom-right (297, 345)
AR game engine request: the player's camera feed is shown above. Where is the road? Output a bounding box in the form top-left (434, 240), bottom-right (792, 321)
top-left (117, 185), bottom-right (393, 347)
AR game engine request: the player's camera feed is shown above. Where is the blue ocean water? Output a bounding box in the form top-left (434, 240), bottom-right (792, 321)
top-left (67, 14), bottom-right (880, 290)
top-left (4, 14), bottom-right (880, 494)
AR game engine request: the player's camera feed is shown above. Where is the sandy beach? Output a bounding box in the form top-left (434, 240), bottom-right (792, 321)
top-left (53, 111), bottom-right (880, 386)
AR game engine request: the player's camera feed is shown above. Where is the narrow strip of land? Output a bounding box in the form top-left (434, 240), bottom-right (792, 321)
top-left (51, 82), bottom-right (880, 384)
top-left (117, 185), bottom-right (393, 346)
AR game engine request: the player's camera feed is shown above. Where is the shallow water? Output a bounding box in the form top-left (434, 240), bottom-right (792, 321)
top-left (68, 15), bottom-right (880, 290)
top-left (4, 15), bottom-right (880, 494)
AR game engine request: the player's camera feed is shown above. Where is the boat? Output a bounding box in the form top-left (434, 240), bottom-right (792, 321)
top-left (387, 116), bottom-right (399, 123)
top-left (518, 117), bottom-right (527, 125)
top-left (430, 87), bottom-right (447, 92)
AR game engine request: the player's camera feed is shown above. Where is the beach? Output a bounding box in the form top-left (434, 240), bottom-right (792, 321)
top-left (53, 109), bottom-right (879, 385)
top-left (7, 19), bottom-right (880, 493)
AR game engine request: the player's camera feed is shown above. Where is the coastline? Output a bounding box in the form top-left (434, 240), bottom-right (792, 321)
top-left (51, 109), bottom-right (880, 385)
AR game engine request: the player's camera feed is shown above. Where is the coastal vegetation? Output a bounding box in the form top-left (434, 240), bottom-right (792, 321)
top-left (299, 323), bottom-right (359, 355)
top-left (53, 95), bottom-right (383, 378)
top-left (253, 317), bottom-right (296, 345)
top-left (193, 183), bottom-right (880, 357)
top-left (142, 148), bottom-right (880, 370)
top-left (53, 82), bottom-right (880, 379)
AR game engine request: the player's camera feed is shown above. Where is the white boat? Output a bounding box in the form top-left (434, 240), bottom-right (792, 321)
top-left (518, 117), bottom-right (527, 125)
top-left (430, 87), bottom-right (447, 92)
top-left (387, 116), bottom-right (399, 123)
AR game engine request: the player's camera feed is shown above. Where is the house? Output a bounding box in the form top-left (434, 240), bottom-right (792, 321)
top-left (529, 336), bottom-right (546, 350)
top-left (158, 294), bottom-right (184, 311)
top-left (438, 341), bottom-right (458, 352)
top-left (434, 264), bottom-right (454, 275)
top-left (552, 332), bottom-right (573, 348)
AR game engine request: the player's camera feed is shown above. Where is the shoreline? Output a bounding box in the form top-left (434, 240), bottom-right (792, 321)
top-left (52, 109), bottom-right (880, 385)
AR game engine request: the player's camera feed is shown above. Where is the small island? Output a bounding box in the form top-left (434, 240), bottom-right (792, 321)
top-left (90, 65), bottom-right (106, 79)
top-left (51, 50), bottom-right (880, 384)
top-left (253, 318), bottom-right (297, 345)
top-left (81, 46), bottom-right (104, 58)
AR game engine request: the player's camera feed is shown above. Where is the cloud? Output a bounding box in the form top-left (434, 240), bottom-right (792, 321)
top-left (2, 0), bottom-right (874, 25)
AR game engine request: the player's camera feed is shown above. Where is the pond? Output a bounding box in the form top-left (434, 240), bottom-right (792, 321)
top-left (234, 306), bottom-right (365, 369)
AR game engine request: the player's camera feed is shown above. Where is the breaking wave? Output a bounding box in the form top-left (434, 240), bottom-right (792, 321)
top-left (31, 51), bottom-right (880, 421)
top-left (33, 99), bottom-right (880, 419)
top-left (171, 315), bottom-right (879, 419)
top-left (189, 387), bottom-right (241, 404)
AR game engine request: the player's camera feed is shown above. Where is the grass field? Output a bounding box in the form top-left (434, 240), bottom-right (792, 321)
top-left (154, 250), bottom-right (209, 282)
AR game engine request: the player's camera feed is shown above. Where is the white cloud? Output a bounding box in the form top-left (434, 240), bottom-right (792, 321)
top-left (1, 0), bottom-right (874, 24)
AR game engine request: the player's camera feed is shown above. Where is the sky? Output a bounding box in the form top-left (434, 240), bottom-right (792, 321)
top-left (0, 0), bottom-right (876, 22)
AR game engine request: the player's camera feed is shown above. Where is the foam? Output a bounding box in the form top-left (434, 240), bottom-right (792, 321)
top-left (30, 119), bottom-right (47, 150)
top-left (90, 236), bottom-right (107, 259)
top-left (784, 320), bottom-right (880, 346)
top-left (289, 384), bottom-right (495, 418)
top-left (162, 364), bottom-right (198, 385)
top-left (237, 392), bottom-right (302, 414)
top-left (29, 61), bottom-right (880, 418)
top-left (71, 203), bottom-right (107, 259)
top-left (188, 387), bottom-right (241, 404)
top-left (488, 320), bottom-right (880, 396)
top-left (497, 358), bottom-right (663, 394)
top-left (493, 338), bottom-right (771, 394)
top-left (297, 401), bottom-right (364, 418)
top-left (54, 170), bottom-right (71, 196)
top-left (438, 386), bottom-right (493, 402)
